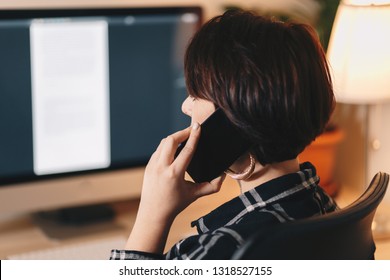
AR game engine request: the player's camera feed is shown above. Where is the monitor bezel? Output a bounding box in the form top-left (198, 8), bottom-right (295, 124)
top-left (0, 6), bottom-right (202, 21)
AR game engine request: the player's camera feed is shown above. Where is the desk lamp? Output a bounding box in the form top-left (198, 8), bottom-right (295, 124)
top-left (327, 0), bottom-right (390, 238)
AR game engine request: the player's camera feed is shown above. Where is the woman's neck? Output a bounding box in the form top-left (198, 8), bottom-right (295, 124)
top-left (238, 158), bottom-right (300, 194)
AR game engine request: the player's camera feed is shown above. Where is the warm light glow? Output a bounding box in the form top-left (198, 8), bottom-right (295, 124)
top-left (327, 1), bottom-right (390, 104)
top-left (344, 0), bottom-right (390, 5)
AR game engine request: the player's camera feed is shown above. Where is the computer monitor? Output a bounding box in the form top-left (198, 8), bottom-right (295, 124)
top-left (0, 6), bottom-right (202, 219)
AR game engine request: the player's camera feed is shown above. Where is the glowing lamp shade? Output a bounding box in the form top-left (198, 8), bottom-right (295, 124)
top-left (327, 0), bottom-right (390, 104)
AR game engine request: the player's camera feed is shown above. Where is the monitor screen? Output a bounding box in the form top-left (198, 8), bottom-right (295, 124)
top-left (0, 7), bottom-right (202, 216)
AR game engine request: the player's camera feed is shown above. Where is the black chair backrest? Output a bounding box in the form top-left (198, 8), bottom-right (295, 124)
top-left (232, 172), bottom-right (389, 260)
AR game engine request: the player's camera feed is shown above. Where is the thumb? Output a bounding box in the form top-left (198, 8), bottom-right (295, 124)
top-left (193, 173), bottom-right (226, 198)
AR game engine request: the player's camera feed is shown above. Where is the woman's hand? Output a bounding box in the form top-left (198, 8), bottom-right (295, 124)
top-left (125, 123), bottom-right (225, 253)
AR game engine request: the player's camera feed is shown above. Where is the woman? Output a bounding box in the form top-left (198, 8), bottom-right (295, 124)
top-left (111, 9), bottom-right (338, 260)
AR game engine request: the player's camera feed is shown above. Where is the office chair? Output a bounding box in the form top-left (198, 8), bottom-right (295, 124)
top-left (232, 172), bottom-right (389, 260)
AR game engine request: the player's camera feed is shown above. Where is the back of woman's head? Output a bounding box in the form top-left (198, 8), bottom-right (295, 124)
top-left (184, 10), bottom-right (335, 165)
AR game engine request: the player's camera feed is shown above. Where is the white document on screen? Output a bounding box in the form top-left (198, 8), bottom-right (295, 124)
top-left (30, 20), bottom-right (110, 175)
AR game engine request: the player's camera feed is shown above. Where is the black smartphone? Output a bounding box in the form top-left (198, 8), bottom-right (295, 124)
top-left (175, 108), bottom-right (252, 183)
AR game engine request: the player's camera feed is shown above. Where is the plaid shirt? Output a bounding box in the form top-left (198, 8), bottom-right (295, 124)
top-left (110, 162), bottom-right (338, 260)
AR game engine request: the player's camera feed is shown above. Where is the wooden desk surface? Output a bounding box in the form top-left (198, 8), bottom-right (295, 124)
top-left (1, 178), bottom-right (390, 260)
top-left (0, 177), bottom-right (240, 259)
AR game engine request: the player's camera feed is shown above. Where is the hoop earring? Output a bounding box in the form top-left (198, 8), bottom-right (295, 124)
top-left (225, 154), bottom-right (256, 180)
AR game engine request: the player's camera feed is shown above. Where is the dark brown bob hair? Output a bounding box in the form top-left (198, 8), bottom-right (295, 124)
top-left (184, 10), bottom-right (335, 165)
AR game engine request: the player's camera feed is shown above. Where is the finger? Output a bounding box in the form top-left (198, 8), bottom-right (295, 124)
top-left (174, 122), bottom-right (201, 172)
top-left (169, 126), bottom-right (193, 143)
top-left (159, 126), bottom-right (192, 166)
top-left (194, 173), bottom-right (226, 197)
top-left (148, 138), bottom-right (165, 165)
top-left (211, 173), bottom-right (227, 187)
